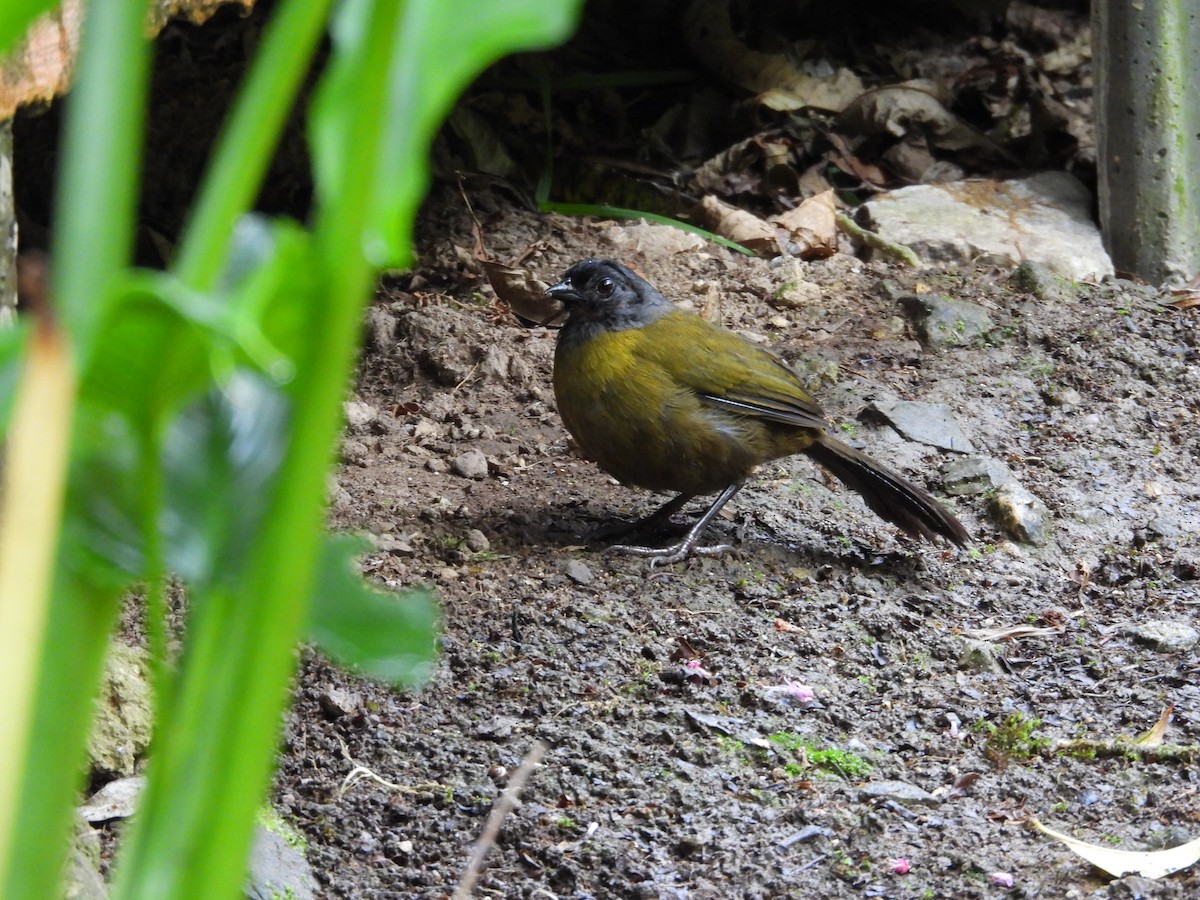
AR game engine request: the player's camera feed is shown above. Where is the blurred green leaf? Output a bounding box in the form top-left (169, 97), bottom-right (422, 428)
top-left (62, 408), bottom-right (144, 581)
top-left (161, 371), bottom-right (290, 587)
top-left (218, 215), bottom-right (311, 378)
top-left (312, 0), bottom-right (582, 267)
top-left (0, 320), bottom-right (29, 433)
top-left (310, 535), bottom-right (437, 686)
top-left (79, 245), bottom-right (300, 435)
top-left (67, 371), bottom-right (290, 588)
top-left (77, 283), bottom-right (211, 434)
top-left (0, 0), bottom-right (58, 58)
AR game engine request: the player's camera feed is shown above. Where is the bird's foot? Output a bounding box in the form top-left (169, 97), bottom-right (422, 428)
top-left (606, 539), bottom-right (733, 568)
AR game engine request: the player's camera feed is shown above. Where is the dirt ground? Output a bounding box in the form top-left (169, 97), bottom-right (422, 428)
top-left (270, 187), bottom-right (1200, 898)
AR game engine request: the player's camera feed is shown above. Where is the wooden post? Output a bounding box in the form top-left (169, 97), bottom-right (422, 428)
top-left (1093, 1), bottom-right (1200, 284)
top-left (0, 118), bottom-right (15, 325)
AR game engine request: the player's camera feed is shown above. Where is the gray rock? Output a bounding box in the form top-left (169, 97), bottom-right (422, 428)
top-left (1009, 260), bottom-right (1079, 303)
top-left (450, 448), bottom-right (489, 479)
top-left (1041, 385), bottom-right (1083, 408)
top-left (342, 400), bottom-right (378, 430)
top-left (988, 483), bottom-right (1050, 544)
top-left (464, 529), bottom-right (491, 552)
top-left (318, 688), bottom-right (362, 720)
top-left (246, 817), bottom-right (316, 900)
top-left (859, 780), bottom-right (940, 806)
top-left (942, 456), bottom-right (1016, 495)
top-left (900, 294), bottom-right (994, 348)
top-left (861, 400), bottom-right (975, 453)
top-left (64, 817), bottom-right (108, 900)
top-left (565, 559), bottom-right (594, 586)
top-left (860, 172), bottom-right (1114, 280)
top-left (1174, 549), bottom-right (1200, 580)
top-left (79, 775), bottom-right (146, 823)
top-left (772, 277), bottom-right (823, 309)
top-left (363, 307), bottom-right (399, 351)
top-left (1122, 620), bottom-right (1199, 654)
top-left (88, 642), bottom-right (153, 779)
top-left (958, 639), bottom-right (1004, 675)
top-left (340, 438), bottom-right (370, 466)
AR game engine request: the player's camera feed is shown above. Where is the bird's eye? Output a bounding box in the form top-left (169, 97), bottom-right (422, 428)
top-left (597, 277), bottom-right (615, 297)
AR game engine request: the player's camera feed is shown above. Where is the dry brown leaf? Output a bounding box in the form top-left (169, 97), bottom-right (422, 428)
top-left (694, 195), bottom-right (779, 256)
top-left (482, 262), bottom-right (565, 327)
top-left (1166, 291), bottom-right (1200, 309)
top-left (839, 83), bottom-right (988, 153)
top-left (683, 0), bottom-right (863, 113)
top-left (1031, 818), bottom-right (1200, 879)
top-left (772, 190), bottom-right (838, 259)
top-left (960, 624), bottom-right (1065, 642)
top-left (1135, 705), bottom-right (1173, 748)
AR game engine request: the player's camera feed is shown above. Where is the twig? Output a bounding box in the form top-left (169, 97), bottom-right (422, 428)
top-left (453, 741), bottom-right (547, 900)
top-left (451, 361), bottom-right (480, 394)
top-left (335, 737), bottom-right (449, 798)
top-left (1049, 738), bottom-right (1199, 763)
top-left (835, 213), bottom-right (922, 268)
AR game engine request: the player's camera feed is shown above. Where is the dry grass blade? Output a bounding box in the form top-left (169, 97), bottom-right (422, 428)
top-left (1135, 705), bottom-right (1173, 747)
top-left (1030, 818), bottom-right (1200, 879)
top-left (0, 302), bottom-right (75, 880)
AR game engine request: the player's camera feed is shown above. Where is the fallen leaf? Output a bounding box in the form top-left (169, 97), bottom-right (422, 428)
top-left (1165, 292), bottom-right (1200, 310)
top-left (960, 624), bottom-right (1065, 642)
top-left (838, 82), bottom-right (993, 153)
top-left (683, 0), bottom-right (863, 113)
top-left (694, 195), bottom-right (779, 255)
top-left (483, 262), bottom-right (565, 326)
top-left (1136, 705), bottom-right (1173, 748)
top-left (1031, 818), bottom-right (1200, 879)
top-left (772, 190), bottom-right (838, 259)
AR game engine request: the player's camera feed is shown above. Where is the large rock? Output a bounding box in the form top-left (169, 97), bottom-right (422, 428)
top-left (88, 641), bottom-right (153, 779)
top-left (861, 172), bottom-right (1113, 280)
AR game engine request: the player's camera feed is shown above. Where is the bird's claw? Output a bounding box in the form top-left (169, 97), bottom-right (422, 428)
top-left (606, 540), bottom-right (734, 568)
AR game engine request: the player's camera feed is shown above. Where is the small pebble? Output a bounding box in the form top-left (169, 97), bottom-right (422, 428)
top-left (988, 482), bottom-right (1049, 544)
top-left (958, 639), bottom-right (1003, 674)
top-left (318, 689), bottom-right (362, 720)
top-left (450, 449), bottom-right (489, 479)
top-left (343, 400), bottom-right (378, 429)
top-left (859, 780), bottom-right (940, 806)
top-left (465, 529), bottom-right (490, 552)
top-left (565, 559), bottom-right (594, 586)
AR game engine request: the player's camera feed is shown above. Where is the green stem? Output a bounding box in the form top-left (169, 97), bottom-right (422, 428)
top-left (50, 0), bottom-right (149, 359)
top-left (139, 425), bottom-right (172, 725)
top-left (112, 0), bottom-right (403, 894)
top-left (3, 0), bottom-right (149, 893)
top-left (173, 0), bottom-right (334, 293)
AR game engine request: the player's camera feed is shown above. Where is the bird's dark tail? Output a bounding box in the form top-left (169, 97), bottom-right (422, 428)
top-left (805, 436), bottom-right (969, 546)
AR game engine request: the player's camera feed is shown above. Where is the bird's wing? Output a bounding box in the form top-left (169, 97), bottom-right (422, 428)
top-left (640, 312), bottom-right (830, 431)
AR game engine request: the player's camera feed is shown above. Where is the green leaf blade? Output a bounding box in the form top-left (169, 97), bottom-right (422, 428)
top-left (309, 535), bottom-right (438, 687)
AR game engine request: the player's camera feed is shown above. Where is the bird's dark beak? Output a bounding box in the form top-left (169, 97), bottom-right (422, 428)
top-left (545, 278), bottom-right (581, 304)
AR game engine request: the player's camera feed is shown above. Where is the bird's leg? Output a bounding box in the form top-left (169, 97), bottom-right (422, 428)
top-left (608, 480), bottom-right (746, 567)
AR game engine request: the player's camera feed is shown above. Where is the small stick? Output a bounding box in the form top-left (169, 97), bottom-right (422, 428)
top-left (835, 213), bottom-right (923, 268)
top-left (453, 741), bottom-right (547, 900)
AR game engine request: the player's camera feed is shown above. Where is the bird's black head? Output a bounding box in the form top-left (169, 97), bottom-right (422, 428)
top-left (545, 258), bottom-right (670, 344)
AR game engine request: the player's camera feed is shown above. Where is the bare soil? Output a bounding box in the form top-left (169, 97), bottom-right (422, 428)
top-left (274, 187), bottom-right (1200, 898)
